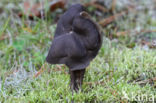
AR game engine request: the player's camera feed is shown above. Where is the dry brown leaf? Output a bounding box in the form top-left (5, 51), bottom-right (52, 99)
top-left (49, 0), bottom-right (65, 12)
top-left (18, 1), bottom-right (44, 19)
top-left (19, 0), bottom-right (66, 20)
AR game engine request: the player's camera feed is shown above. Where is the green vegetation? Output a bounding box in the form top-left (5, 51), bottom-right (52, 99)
top-left (0, 0), bottom-right (156, 103)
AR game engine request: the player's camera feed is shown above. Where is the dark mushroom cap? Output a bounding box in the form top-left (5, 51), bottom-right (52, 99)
top-left (46, 4), bottom-right (102, 71)
top-left (54, 4), bottom-right (85, 38)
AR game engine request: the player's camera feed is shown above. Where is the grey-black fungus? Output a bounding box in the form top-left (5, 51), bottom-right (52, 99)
top-left (46, 4), bottom-right (102, 91)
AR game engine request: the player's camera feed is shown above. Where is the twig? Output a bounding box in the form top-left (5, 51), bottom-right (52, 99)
top-left (98, 10), bottom-right (128, 27)
top-left (116, 29), bottom-right (156, 37)
top-left (134, 77), bottom-right (156, 86)
top-left (98, 5), bottom-right (137, 27)
top-left (136, 29), bottom-right (156, 35)
top-left (116, 31), bottom-right (130, 37)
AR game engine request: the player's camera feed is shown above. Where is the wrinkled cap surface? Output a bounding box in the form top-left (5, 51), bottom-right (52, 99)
top-left (46, 4), bottom-right (102, 71)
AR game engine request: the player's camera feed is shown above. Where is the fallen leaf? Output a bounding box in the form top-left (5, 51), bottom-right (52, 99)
top-left (19, 1), bottom-right (44, 19)
top-left (19, 0), bottom-right (66, 20)
top-left (49, 0), bottom-right (65, 12)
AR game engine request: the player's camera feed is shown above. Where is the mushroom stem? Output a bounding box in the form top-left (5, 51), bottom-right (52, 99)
top-left (69, 69), bottom-right (86, 92)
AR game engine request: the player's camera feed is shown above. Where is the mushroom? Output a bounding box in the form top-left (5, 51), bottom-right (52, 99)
top-left (54, 4), bottom-right (85, 38)
top-left (46, 4), bottom-right (102, 92)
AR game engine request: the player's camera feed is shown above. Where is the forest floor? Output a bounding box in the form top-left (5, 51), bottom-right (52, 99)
top-left (0, 0), bottom-right (156, 102)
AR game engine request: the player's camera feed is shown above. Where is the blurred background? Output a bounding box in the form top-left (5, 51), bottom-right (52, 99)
top-left (0, 0), bottom-right (156, 102)
top-left (0, 0), bottom-right (156, 48)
